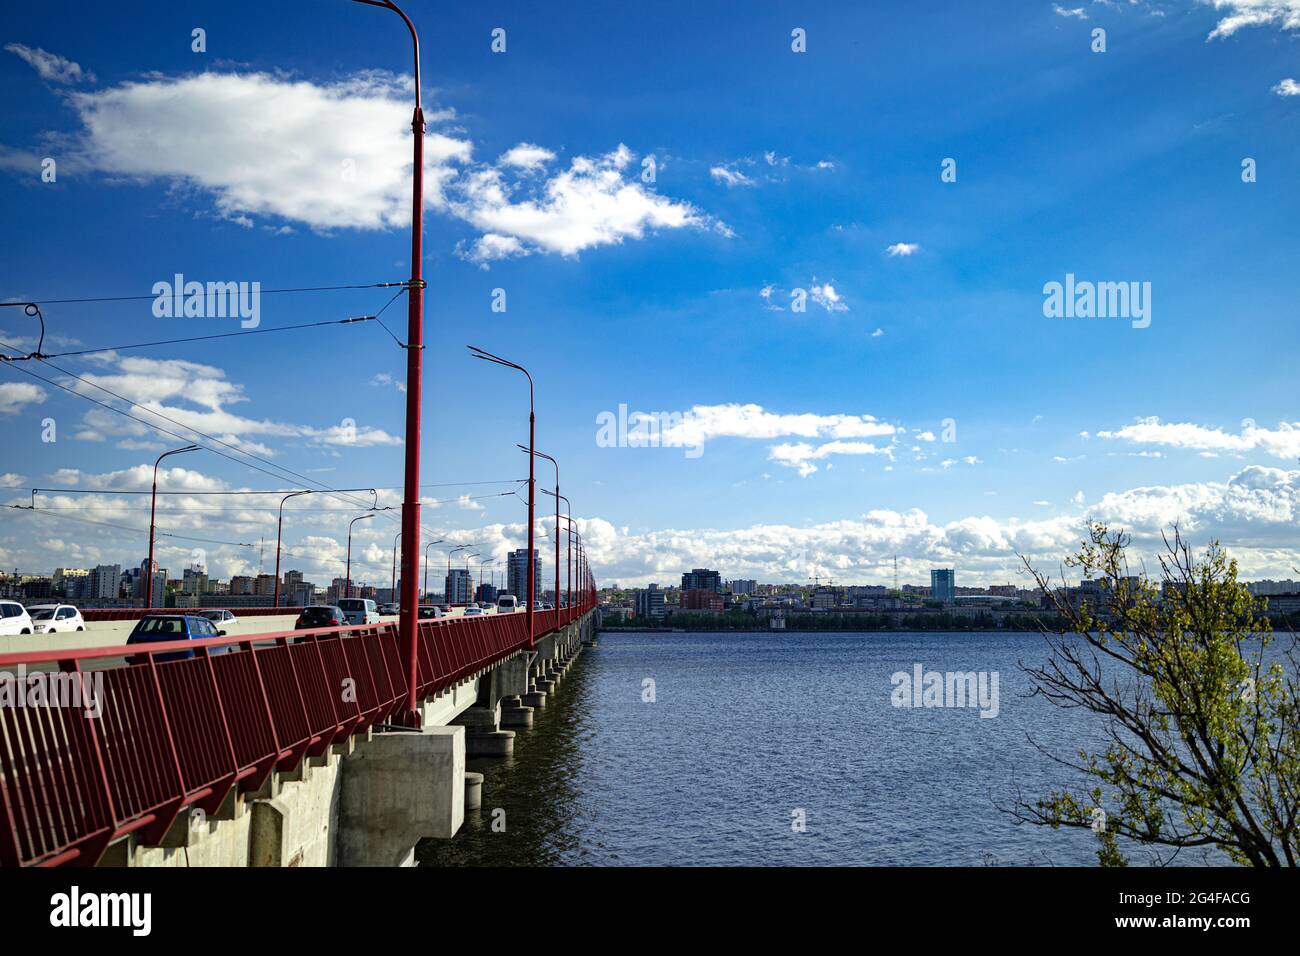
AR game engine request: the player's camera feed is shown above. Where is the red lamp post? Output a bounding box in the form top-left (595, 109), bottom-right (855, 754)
top-left (542, 488), bottom-right (572, 618)
top-left (520, 445), bottom-right (560, 615)
top-left (469, 346), bottom-right (535, 644)
top-left (345, 513), bottom-right (374, 598)
top-left (145, 444), bottom-right (200, 609)
top-left (273, 490), bottom-right (312, 608)
top-left (352, 0), bottom-right (425, 725)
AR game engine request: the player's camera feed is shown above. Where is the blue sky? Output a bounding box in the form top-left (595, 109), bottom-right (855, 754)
top-left (2, 0), bottom-right (1299, 589)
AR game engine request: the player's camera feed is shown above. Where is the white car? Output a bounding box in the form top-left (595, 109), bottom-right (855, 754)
top-left (29, 604), bottom-right (87, 634)
top-left (462, 605), bottom-right (485, 617)
top-left (337, 597), bottom-right (379, 625)
top-left (496, 594), bottom-right (519, 613)
top-left (199, 609), bottom-right (239, 627)
top-left (0, 600), bottom-right (33, 635)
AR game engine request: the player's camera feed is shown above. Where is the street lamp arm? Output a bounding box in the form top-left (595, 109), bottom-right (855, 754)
top-left (351, 0), bottom-right (421, 109)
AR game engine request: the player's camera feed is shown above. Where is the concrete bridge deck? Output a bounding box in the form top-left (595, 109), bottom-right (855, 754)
top-left (0, 599), bottom-right (600, 868)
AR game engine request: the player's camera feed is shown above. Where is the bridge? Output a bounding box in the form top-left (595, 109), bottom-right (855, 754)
top-left (0, 596), bottom-right (598, 867)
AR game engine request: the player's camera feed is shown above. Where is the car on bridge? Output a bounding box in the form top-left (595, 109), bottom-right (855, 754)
top-left (417, 605), bottom-right (444, 619)
top-left (0, 600), bottom-right (33, 635)
top-left (198, 609), bottom-right (239, 627)
top-left (378, 603), bottom-right (399, 615)
top-left (125, 614), bottom-right (230, 664)
top-left (28, 604), bottom-right (86, 634)
top-left (462, 605), bottom-right (485, 617)
top-left (338, 598), bottom-right (380, 625)
top-left (295, 606), bottom-right (348, 630)
top-left (496, 594), bottom-right (519, 613)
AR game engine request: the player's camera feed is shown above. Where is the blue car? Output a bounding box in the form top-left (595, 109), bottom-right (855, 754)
top-left (125, 614), bottom-right (230, 664)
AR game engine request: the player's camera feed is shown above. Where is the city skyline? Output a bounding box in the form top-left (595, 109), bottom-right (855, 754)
top-left (3, 1), bottom-right (1300, 590)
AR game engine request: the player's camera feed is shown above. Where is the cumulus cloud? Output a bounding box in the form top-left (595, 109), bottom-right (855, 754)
top-left (1052, 5), bottom-right (1089, 19)
top-left (660, 403), bottom-right (897, 449)
top-left (1273, 77), bottom-right (1300, 96)
top-left (4, 43), bottom-right (95, 84)
top-left (67, 71), bottom-right (469, 230)
top-left (769, 440), bottom-right (893, 477)
top-left (581, 466), bottom-right (1300, 587)
top-left (0, 382), bottom-right (47, 414)
top-left (61, 354), bottom-right (400, 449)
top-left (0, 473), bottom-right (25, 488)
top-left (810, 282), bottom-right (848, 312)
top-left (710, 165), bottom-right (754, 187)
top-left (450, 144), bottom-right (705, 259)
top-left (498, 143), bottom-right (555, 171)
top-left (886, 242), bottom-right (920, 257)
top-left (1204, 0), bottom-right (1300, 39)
top-left (1097, 416), bottom-right (1300, 459)
top-left (8, 70), bottom-right (706, 261)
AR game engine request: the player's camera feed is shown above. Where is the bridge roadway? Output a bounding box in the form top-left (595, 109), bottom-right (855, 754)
top-left (0, 608), bottom-right (483, 656)
top-left (0, 597), bottom-right (599, 867)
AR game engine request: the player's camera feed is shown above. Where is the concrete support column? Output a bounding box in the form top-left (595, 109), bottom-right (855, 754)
top-left (336, 726), bottom-right (465, 867)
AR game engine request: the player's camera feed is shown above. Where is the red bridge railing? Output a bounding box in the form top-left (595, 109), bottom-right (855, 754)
top-left (0, 595), bottom-right (595, 867)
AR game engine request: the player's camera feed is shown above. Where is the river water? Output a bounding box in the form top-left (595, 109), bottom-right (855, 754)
top-left (417, 630), bottom-right (1245, 867)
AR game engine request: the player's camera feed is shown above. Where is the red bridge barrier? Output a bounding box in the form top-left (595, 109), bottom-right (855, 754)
top-left (0, 596), bottom-right (595, 867)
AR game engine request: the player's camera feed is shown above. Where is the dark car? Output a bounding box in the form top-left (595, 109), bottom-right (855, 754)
top-left (295, 605), bottom-right (347, 630)
top-left (417, 605), bottom-right (444, 619)
top-left (125, 614), bottom-right (228, 664)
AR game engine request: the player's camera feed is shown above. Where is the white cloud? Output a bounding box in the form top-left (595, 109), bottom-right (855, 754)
top-left (0, 473), bottom-right (25, 488)
top-left (871, 328), bottom-right (885, 338)
top-left (1204, 0), bottom-right (1300, 39)
top-left (886, 242), bottom-right (920, 257)
top-left (1052, 5), bottom-right (1089, 19)
top-left (369, 372), bottom-right (406, 394)
top-left (1097, 416), bottom-right (1300, 459)
top-left (22, 71), bottom-right (705, 261)
top-left (659, 403), bottom-right (897, 449)
top-left (1273, 77), bottom-right (1300, 96)
top-left (810, 283), bottom-right (848, 312)
top-left (451, 144), bottom-right (705, 258)
top-left (61, 354), bottom-right (400, 449)
top-left (770, 440), bottom-right (893, 477)
top-left (457, 494), bottom-right (485, 511)
top-left (580, 465), bottom-right (1300, 587)
top-left (68, 71), bottom-right (469, 230)
top-left (0, 382), bottom-right (46, 414)
top-left (457, 233), bottom-right (527, 266)
top-left (498, 143), bottom-right (555, 170)
top-left (710, 165), bottom-right (754, 187)
top-left (759, 284), bottom-right (783, 311)
top-left (4, 43), bottom-right (95, 84)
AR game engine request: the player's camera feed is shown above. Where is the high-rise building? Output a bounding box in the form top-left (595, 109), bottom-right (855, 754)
top-left (445, 568), bottom-right (472, 605)
top-left (930, 569), bottom-right (956, 603)
top-left (475, 581), bottom-right (499, 604)
top-left (729, 579), bottom-right (757, 595)
top-left (88, 564), bottom-right (121, 600)
top-left (230, 575), bottom-right (255, 596)
top-left (681, 568), bottom-right (722, 593)
top-left (681, 588), bottom-right (723, 612)
top-left (506, 549), bottom-right (540, 603)
top-left (182, 566), bottom-right (209, 595)
top-left (635, 583), bottom-right (666, 619)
